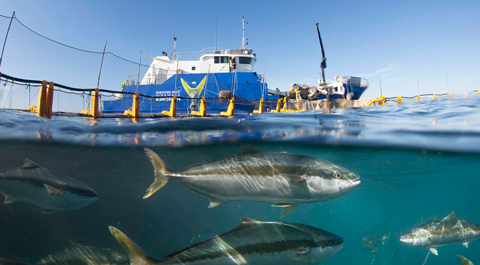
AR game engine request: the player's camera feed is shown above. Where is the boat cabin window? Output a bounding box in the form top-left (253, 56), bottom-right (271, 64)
top-left (192, 66), bottom-right (196, 71)
top-left (214, 56), bottom-right (229, 64)
top-left (239, 57), bottom-right (252, 64)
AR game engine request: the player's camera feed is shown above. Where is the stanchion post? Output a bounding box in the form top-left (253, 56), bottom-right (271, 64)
top-left (90, 88), bottom-right (100, 118)
top-left (45, 82), bottom-right (54, 118)
top-left (191, 97), bottom-right (206, 117)
top-left (270, 98), bottom-right (282, 112)
top-left (161, 96), bottom-right (177, 118)
top-left (253, 99), bottom-right (264, 114)
top-left (221, 98), bottom-right (235, 117)
top-left (131, 92), bottom-right (139, 118)
top-left (36, 80), bottom-right (48, 117)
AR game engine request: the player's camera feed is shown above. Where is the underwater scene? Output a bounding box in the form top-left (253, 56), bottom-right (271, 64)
top-left (1, 96), bottom-right (480, 265)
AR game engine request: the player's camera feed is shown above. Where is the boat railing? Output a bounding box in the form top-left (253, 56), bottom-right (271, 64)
top-left (124, 69), bottom-right (185, 86)
top-left (174, 47), bottom-right (224, 61)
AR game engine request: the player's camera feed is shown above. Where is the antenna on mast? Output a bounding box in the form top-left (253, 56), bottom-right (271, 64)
top-left (215, 5), bottom-right (217, 51)
top-left (173, 37), bottom-right (177, 59)
top-left (241, 17), bottom-right (247, 49)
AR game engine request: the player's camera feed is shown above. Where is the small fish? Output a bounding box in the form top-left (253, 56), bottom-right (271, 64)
top-left (376, 232), bottom-right (391, 245)
top-left (109, 217), bottom-right (344, 265)
top-left (457, 255), bottom-right (474, 265)
top-left (400, 211), bottom-right (480, 256)
top-left (34, 240), bottom-right (129, 265)
top-left (0, 159), bottom-right (98, 213)
top-left (361, 235), bottom-right (377, 264)
top-left (143, 146), bottom-right (360, 217)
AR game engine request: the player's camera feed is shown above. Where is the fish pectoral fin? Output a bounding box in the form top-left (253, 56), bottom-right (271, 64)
top-left (429, 248), bottom-right (438, 255)
top-left (291, 177), bottom-right (306, 185)
top-left (21, 159), bottom-right (41, 169)
top-left (109, 226), bottom-right (154, 264)
top-left (272, 203), bottom-right (299, 218)
top-left (212, 236), bottom-right (247, 265)
top-left (208, 197), bottom-right (226, 208)
top-left (1, 192), bottom-right (14, 204)
top-left (41, 209), bottom-right (56, 214)
top-left (462, 242), bottom-right (469, 248)
top-left (44, 184), bottom-right (63, 196)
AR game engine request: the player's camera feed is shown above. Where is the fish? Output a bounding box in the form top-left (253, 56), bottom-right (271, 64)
top-left (457, 255), bottom-right (474, 265)
top-left (109, 217), bottom-right (344, 265)
top-left (34, 240), bottom-right (129, 265)
top-left (376, 232), bottom-right (391, 245)
top-left (0, 159), bottom-right (98, 213)
top-left (361, 235), bottom-right (377, 264)
top-left (0, 259), bottom-right (31, 265)
top-left (400, 211), bottom-right (480, 256)
top-left (143, 146), bottom-right (360, 218)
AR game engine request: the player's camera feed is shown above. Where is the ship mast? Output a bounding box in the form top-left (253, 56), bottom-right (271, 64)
top-left (241, 17), bottom-right (246, 49)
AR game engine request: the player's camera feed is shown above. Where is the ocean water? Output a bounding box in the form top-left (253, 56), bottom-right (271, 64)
top-left (1, 96), bottom-right (480, 265)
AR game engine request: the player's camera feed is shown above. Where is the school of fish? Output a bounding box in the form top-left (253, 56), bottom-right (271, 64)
top-left (1, 146), bottom-right (479, 264)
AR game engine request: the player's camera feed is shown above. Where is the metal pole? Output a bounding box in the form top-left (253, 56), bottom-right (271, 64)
top-left (379, 77), bottom-right (382, 97)
top-left (241, 17), bottom-right (245, 49)
top-left (215, 5), bottom-right (217, 51)
top-left (136, 50), bottom-right (142, 93)
top-left (0, 11), bottom-right (16, 69)
top-left (417, 78), bottom-right (420, 95)
top-left (96, 40), bottom-right (107, 88)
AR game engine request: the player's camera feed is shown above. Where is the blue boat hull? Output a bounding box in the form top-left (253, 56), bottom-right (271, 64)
top-left (103, 72), bottom-right (277, 114)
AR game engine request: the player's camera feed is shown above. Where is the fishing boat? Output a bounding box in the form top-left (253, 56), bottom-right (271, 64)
top-left (268, 24), bottom-right (369, 101)
top-left (103, 18), bottom-right (277, 115)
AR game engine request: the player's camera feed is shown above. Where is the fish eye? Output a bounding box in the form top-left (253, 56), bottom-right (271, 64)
top-left (334, 172), bottom-right (343, 179)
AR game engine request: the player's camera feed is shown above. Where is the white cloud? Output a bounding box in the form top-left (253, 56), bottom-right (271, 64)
top-left (362, 63), bottom-right (399, 78)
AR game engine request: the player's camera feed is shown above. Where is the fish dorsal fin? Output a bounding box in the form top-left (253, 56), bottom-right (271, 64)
top-left (21, 159), bottom-right (40, 169)
top-left (236, 144), bottom-right (264, 156)
top-left (444, 211), bottom-right (458, 221)
top-left (240, 217), bottom-right (264, 224)
top-left (67, 239), bottom-right (83, 248)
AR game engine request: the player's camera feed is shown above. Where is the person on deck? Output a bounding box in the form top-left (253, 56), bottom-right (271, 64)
top-left (229, 57), bottom-right (233, 72)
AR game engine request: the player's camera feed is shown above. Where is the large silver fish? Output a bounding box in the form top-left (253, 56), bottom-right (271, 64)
top-left (400, 211), bottom-right (480, 255)
top-left (0, 159), bottom-right (98, 213)
top-left (34, 241), bottom-right (129, 265)
top-left (109, 217), bottom-right (344, 265)
top-left (143, 147), bottom-right (360, 217)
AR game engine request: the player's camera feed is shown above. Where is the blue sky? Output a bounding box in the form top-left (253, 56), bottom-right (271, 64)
top-left (0, 0), bottom-right (479, 110)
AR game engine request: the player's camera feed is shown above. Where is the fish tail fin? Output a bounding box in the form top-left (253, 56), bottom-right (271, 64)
top-left (371, 251), bottom-right (375, 265)
top-left (144, 148), bottom-right (173, 199)
top-left (108, 226), bottom-right (156, 265)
